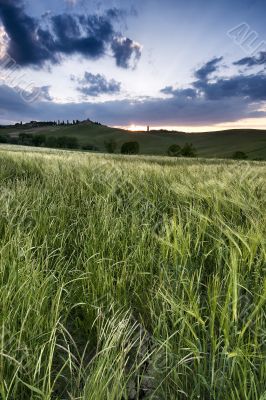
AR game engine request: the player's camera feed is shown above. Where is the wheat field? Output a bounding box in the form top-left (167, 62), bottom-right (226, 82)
top-left (0, 147), bottom-right (265, 399)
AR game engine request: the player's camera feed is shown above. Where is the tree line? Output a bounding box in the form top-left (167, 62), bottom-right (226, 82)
top-left (105, 140), bottom-right (197, 157)
top-left (0, 132), bottom-right (81, 149)
top-left (0, 132), bottom-right (251, 159)
top-left (106, 140), bottom-right (250, 159)
top-left (0, 119), bottom-right (102, 129)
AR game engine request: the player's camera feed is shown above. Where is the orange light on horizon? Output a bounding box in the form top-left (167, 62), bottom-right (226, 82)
top-left (114, 118), bottom-right (266, 133)
top-left (120, 124), bottom-right (147, 131)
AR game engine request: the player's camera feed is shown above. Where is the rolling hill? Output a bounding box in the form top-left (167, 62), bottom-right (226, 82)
top-left (1, 122), bottom-right (266, 159)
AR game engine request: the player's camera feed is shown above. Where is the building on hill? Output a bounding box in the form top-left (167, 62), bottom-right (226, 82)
top-left (80, 118), bottom-right (93, 125)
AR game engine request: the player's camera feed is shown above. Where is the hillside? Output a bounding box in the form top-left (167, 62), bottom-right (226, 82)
top-left (1, 123), bottom-right (266, 159)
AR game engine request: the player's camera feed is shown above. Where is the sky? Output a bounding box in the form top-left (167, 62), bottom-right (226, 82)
top-left (0, 0), bottom-right (266, 131)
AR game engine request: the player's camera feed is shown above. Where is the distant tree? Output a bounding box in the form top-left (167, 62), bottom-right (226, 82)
top-left (167, 144), bottom-right (181, 157)
top-left (32, 134), bottom-right (46, 147)
top-left (121, 141), bottom-right (140, 155)
top-left (65, 136), bottom-right (79, 149)
top-left (181, 143), bottom-right (197, 157)
top-left (232, 151), bottom-right (248, 160)
top-left (46, 136), bottom-right (58, 148)
top-left (9, 137), bottom-right (19, 145)
top-left (104, 138), bottom-right (117, 153)
top-left (0, 134), bottom-right (9, 143)
top-left (56, 137), bottom-right (66, 148)
top-left (82, 144), bottom-right (99, 151)
top-left (18, 133), bottom-right (27, 144)
top-left (56, 136), bottom-right (79, 149)
top-left (18, 133), bottom-right (34, 146)
top-left (65, 137), bottom-right (79, 148)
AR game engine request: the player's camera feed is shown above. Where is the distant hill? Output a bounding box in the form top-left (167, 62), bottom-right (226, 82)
top-left (1, 123), bottom-right (266, 160)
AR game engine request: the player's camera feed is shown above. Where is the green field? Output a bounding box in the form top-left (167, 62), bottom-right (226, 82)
top-left (0, 146), bottom-right (265, 399)
top-left (1, 123), bottom-right (266, 159)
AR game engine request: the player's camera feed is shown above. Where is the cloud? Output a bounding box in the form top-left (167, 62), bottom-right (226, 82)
top-left (0, 0), bottom-right (54, 66)
top-left (84, 96), bottom-right (259, 126)
top-left (160, 86), bottom-right (197, 99)
top-left (65, 0), bottom-right (78, 5)
top-left (194, 73), bottom-right (266, 101)
top-left (73, 72), bottom-right (121, 97)
top-left (0, 84), bottom-right (30, 114)
top-left (1, 56), bottom-right (266, 127)
top-left (0, 81), bottom-right (263, 127)
top-left (161, 56), bottom-right (266, 103)
top-left (105, 8), bottom-right (127, 20)
top-left (111, 36), bottom-right (142, 69)
top-left (155, 56), bottom-right (266, 124)
top-left (195, 57), bottom-right (223, 80)
top-left (36, 85), bottom-right (53, 101)
top-left (234, 52), bottom-right (266, 68)
top-left (0, 0), bottom-right (142, 69)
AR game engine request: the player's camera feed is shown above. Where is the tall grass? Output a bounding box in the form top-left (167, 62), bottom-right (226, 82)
top-left (0, 148), bottom-right (265, 399)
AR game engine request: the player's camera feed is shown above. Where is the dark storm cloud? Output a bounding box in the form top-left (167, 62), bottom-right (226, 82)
top-left (194, 57), bottom-right (223, 80)
top-left (0, 0), bottom-right (142, 68)
top-left (73, 72), bottom-right (121, 97)
top-left (0, 0), bottom-right (54, 66)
